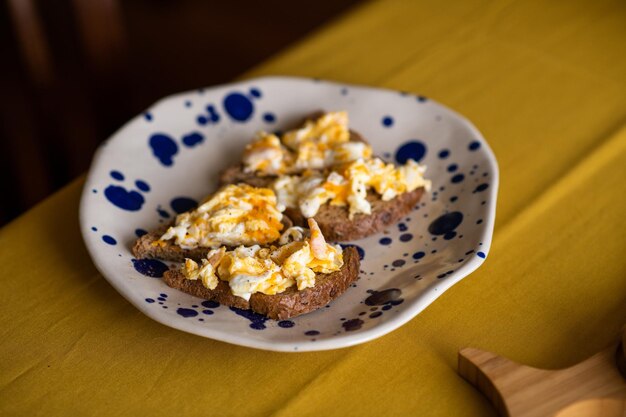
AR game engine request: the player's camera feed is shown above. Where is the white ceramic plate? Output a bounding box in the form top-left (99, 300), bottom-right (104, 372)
top-left (80, 76), bottom-right (498, 352)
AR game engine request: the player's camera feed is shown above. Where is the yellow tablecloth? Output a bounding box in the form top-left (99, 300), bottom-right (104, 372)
top-left (2, 1), bottom-right (626, 415)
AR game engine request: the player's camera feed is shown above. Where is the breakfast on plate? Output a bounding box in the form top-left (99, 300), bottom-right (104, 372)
top-left (133, 183), bottom-right (360, 319)
top-left (220, 111), bottom-right (431, 240)
top-left (132, 111), bottom-right (430, 319)
top-left (162, 217), bottom-right (360, 320)
top-left (133, 183), bottom-right (285, 263)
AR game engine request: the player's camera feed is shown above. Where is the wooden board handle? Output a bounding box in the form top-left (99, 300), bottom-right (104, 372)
top-left (458, 343), bottom-right (626, 417)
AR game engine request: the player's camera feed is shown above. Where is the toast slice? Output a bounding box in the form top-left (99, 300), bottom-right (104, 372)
top-left (132, 224), bottom-right (209, 263)
top-left (218, 128), bottom-right (367, 186)
top-left (284, 187), bottom-right (424, 241)
top-left (162, 246), bottom-right (360, 319)
top-left (219, 169), bottom-right (424, 241)
top-left (219, 112), bottom-right (425, 241)
top-left (132, 217), bottom-right (294, 263)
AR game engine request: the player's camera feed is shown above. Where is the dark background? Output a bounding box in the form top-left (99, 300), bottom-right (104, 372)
top-left (0, 0), bottom-right (362, 225)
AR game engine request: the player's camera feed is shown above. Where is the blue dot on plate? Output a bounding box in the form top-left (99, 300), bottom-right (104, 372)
top-left (340, 244), bottom-right (365, 260)
top-left (382, 116), bottom-right (394, 127)
top-left (438, 150), bottom-right (450, 159)
top-left (428, 212), bottom-right (463, 236)
top-left (379, 237), bottom-right (392, 245)
top-left (177, 308), bottom-right (198, 318)
top-left (197, 115), bottom-right (208, 126)
top-left (182, 131), bottom-right (204, 148)
top-left (184, 100), bottom-right (192, 108)
top-left (278, 320), bottom-right (295, 328)
top-left (144, 112), bottom-right (153, 122)
top-left (206, 105), bottom-right (220, 122)
top-left (412, 251), bottom-right (425, 260)
top-left (104, 185), bottom-right (145, 211)
top-left (149, 133), bottom-right (178, 167)
top-left (157, 206), bottom-right (170, 218)
top-left (451, 174), bottom-right (465, 184)
top-left (135, 180), bottom-right (150, 192)
top-left (477, 251), bottom-right (486, 259)
top-left (102, 235), bottom-right (117, 245)
top-left (170, 197), bottom-right (198, 214)
top-left (223, 92), bottom-right (254, 122)
top-left (230, 307), bottom-right (268, 330)
top-left (399, 233), bottom-right (413, 242)
top-left (396, 141), bottom-right (427, 164)
top-left (473, 183), bottom-right (489, 193)
top-left (135, 228), bottom-right (147, 237)
top-left (145, 298), bottom-right (155, 303)
top-left (132, 259), bottom-right (169, 278)
top-left (110, 170), bottom-right (124, 181)
top-left (91, 226), bottom-right (97, 232)
top-left (202, 300), bottom-right (220, 308)
top-left (392, 259), bottom-right (405, 267)
top-left (263, 112), bottom-right (276, 123)
top-left (447, 164), bottom-right (458, 172)
top-left (249, 88), bottom-right (262, 98)
top-left (469, 141), bottom-right (481, 151)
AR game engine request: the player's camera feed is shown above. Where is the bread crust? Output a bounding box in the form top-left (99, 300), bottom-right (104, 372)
top-left (162, 246), bottom-right (360, 319)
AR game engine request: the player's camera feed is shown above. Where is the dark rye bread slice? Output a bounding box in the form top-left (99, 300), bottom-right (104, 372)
top-left (132, 224), bottom-right (209, 263)
top-left (132, 217), bottom-right (294, 262)
top-left (285, 187), bottom-right (424, 241)
top-left (220, 168), bottom-right (425, 241)
top-left (162, 246), bottom-right (360, 320)
top-left (218, 128), bottom-right (367, 186)
top-left (219, 116), bottom-right (425, 241)
top-left (218, 166), bottom-right (274, 188)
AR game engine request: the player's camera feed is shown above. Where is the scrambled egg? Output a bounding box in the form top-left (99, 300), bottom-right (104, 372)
top-left (181, 219), bottom-right (343, 300)
top-left (331, 141), bottom-right (372, 165)
top-left (242, 111), bottom-right (372, 175)
top-left (273, 158), bottom-right (431, 219)
top-left (160, 184), bottom-right (283, 249)
top-left (240, 110), bottom-right (430, 219)
top-left (242, 132), bottom-right (290, 175)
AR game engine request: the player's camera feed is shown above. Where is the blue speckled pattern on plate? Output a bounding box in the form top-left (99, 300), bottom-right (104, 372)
top-left (79, 76), bottom-right (498, 352)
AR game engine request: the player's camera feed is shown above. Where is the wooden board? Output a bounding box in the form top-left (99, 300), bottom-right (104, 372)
top-left (458, 330), bottom-right (626, 417)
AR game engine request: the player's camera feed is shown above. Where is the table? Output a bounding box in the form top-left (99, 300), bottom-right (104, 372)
top-left (2, 1), bottom-right (626, 415)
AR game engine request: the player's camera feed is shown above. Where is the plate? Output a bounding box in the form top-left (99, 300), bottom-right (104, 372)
top-left (80, 76), bottom-right (498, 352)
